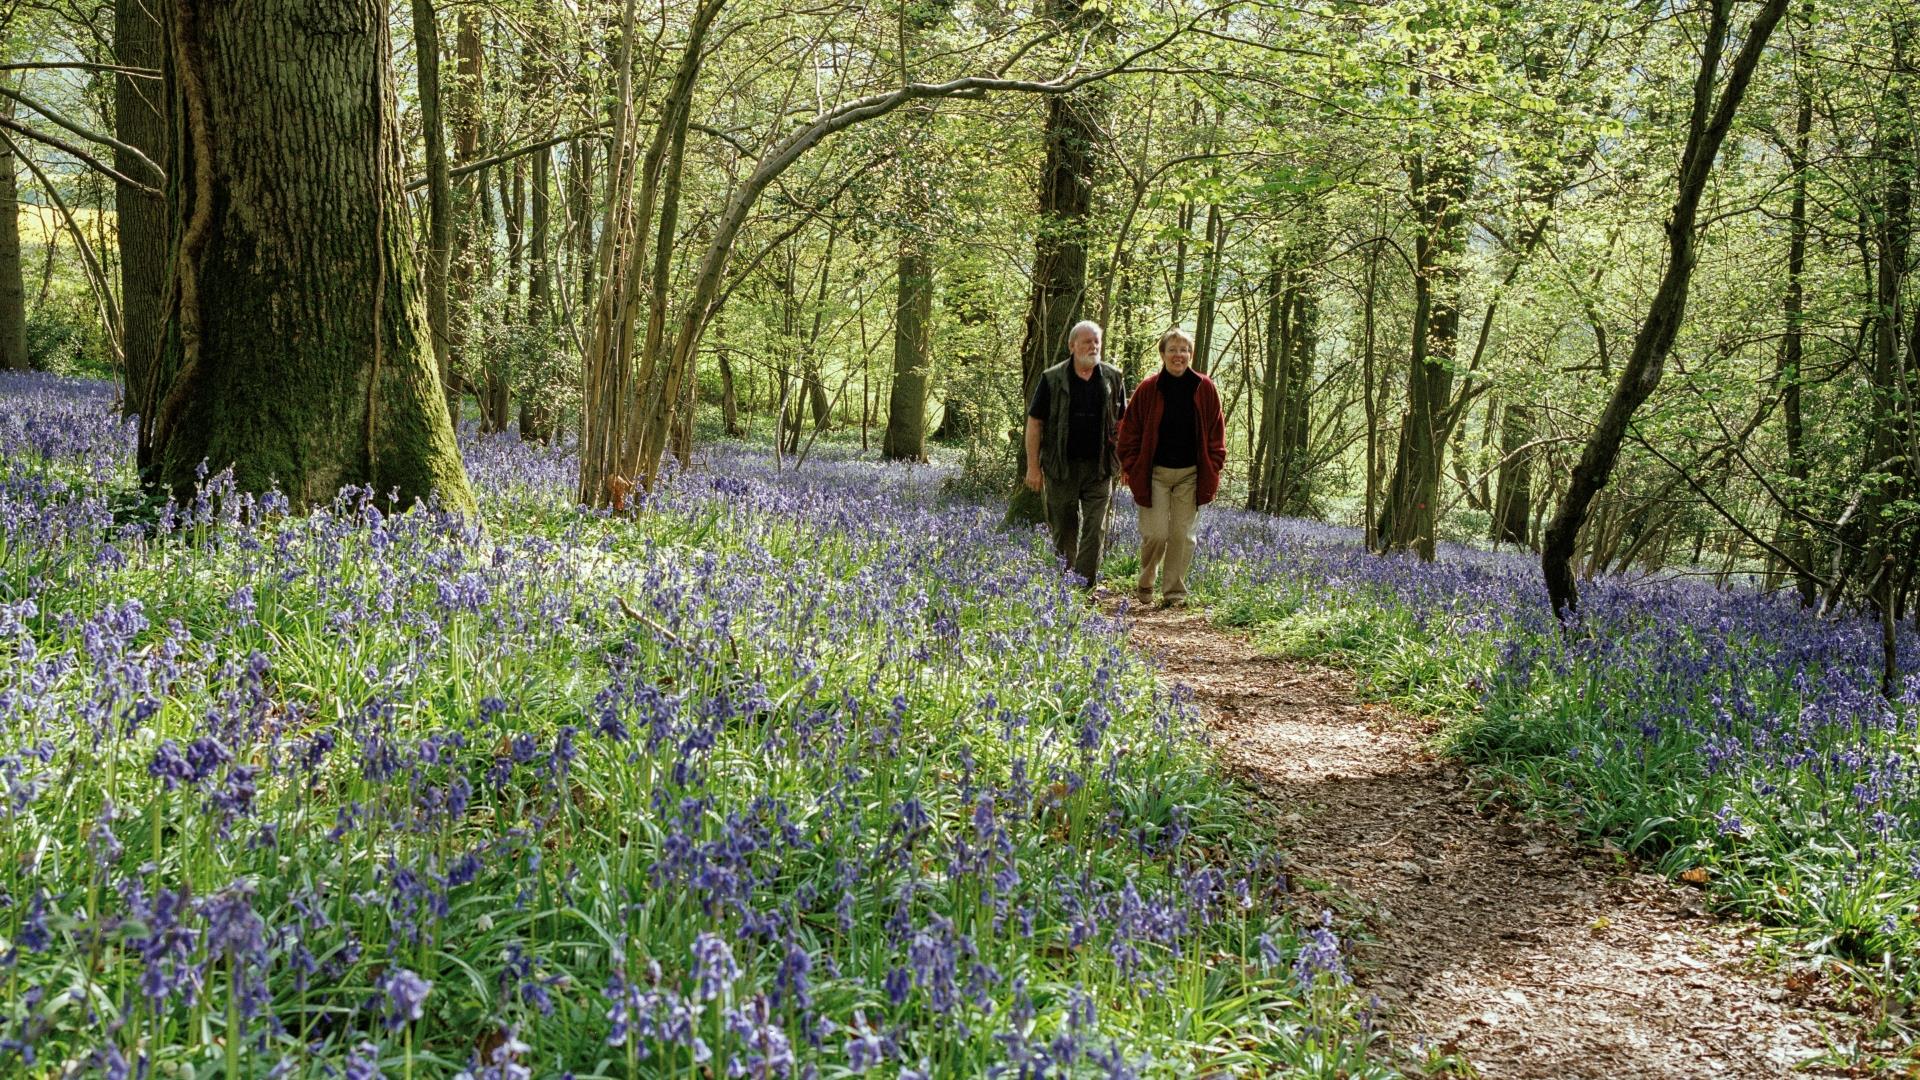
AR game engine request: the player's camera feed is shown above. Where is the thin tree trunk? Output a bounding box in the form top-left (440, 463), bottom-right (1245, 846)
top-left (570, 136), bottom-right (595, 325)
top-left (1362, 236), bottom-right (1381, 549)
top-left (114, 0), bottom-right (167, 398)
top-left (446, 9), bottom-right (485, 423)
top-left (1191, 202), bottom-right (1222, 373)
top-left (143, 0), bottom-right (471, 511)
top-left (1492, 402), bottom-right (1534, 547)
top-left (0, 97), bottom-right (25, 372)
top-left (716, 308), bottom-right (741, 436)
top-left (883, 238), bottom-right (933, 461)
top-left (803, 225), bottom-right (835, 433)
top-left (1542, 0), bottom-right (1789, 615)
top-left (1378, 148), bottom-right (1468, 560)
top-left (1009, 0), bottom-right (1102, 521)
top-left (519, 139), bottom-right (554, 442)
top-left (411, 0), bottom-right (454, 421)
top-left (1778, 69), bottom-right (1814, 604)
top-left (1248, 257), bottom-right (1284, 511)
top-left (1278, 273), bottom-right (1317, 515)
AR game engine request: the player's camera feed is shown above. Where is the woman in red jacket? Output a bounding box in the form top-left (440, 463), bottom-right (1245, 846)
top-left (1115, 328), bottom-right (1228, 608)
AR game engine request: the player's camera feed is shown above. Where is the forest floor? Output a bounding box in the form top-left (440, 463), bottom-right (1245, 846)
top-left (1109, 597), bottom-right (1872, 1079)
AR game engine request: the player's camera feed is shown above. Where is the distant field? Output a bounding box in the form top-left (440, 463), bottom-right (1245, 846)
top-left (15, 204), bottom-right (116, 247)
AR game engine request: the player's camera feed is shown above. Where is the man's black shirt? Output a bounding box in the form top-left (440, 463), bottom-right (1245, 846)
top-left (1028, 365), bottom-right (1109, 462)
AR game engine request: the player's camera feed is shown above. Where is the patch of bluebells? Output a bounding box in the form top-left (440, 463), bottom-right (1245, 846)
top-left (0, 377), bottom-right (1384, 1078)
top-left (1157, 486), bottom-right (1920, 984)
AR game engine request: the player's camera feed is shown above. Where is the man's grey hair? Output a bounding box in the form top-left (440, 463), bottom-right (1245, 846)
top-left (1067, 320), bottom-right (1103, 347)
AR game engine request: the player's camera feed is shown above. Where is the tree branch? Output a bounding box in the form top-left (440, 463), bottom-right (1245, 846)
top-left (406, 120), bottom-right (613, 191)
top-left (0, 83), bottom-right (166, 183)
top-left (0, 112), bottom-right (163, 198)
top-left (0, 62), bottom-right (160, 79)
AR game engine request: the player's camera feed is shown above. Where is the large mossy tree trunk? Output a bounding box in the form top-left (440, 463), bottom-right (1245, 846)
top-left (0, 105), bottom-right (25, 372)
top-left (1009, 0), bottom-right (1101, 523)
top-left (143, 0), bottom-right (472, 512)
top-left (116, 0), bottom-right (168, 402)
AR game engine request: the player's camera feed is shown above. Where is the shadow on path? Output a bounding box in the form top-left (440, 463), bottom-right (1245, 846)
top-left (1112, 599), bottom-right (1861, 1079)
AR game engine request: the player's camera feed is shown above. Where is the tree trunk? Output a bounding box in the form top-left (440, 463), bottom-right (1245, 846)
top-left (519, 141), bottom-right (554, 442)
top-left (716, 308), bottom-right (742, 437)
top-left (570, 136), bottom-right (595, 325)
top-left (115, 0), bottom-right (168, 399)
top-left (1248, 257), bottom-right (1284, 511)
top-left (142, 0), bottom-right (472, 512)
top-left (1542, 0), bottom-right (1788, 615)
top-left (1778, 72), bottom-right (1814, 604)
top-left (799, 223), bottom-right (836, 435)
top-left (1168, 201), bottom-right (1192, 323)
top-left (1278, 273), bottom-right (1316, 515)
top-left (446, 9), bottom-right (485, 423)
top-left (477, 161), bottom-right (513, 433)
top-left (1191, 202), bottom-right (1222, 373)
top-left (1378, 150), bottom-right (1468, 559)
top-left (1009, 0), bottom-right (1101, 522)
top-left (410, 0), bottom-right (454, 420)
top-left (1492, 402), bottom-right (1534, 547)
top-left (1362, 237), bottom-right (1382, 549)
top-left (1854, 20), bottom-right (1915, 696)
top-left (883, 240), bottom-right (933, 461)
top-left (0, 100), bottom-right (25, 372)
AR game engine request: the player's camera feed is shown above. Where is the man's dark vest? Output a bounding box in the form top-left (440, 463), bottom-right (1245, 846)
top-left (1038, 359), bottom-right (1126, 480)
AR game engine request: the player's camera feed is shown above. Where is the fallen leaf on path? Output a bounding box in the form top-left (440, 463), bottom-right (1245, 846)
top-left (1784, 969), bottom-right (1819, 994)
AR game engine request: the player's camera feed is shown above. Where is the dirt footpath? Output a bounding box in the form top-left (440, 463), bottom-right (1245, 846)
top-left (1116, 601), bottom-right (1865, 1079)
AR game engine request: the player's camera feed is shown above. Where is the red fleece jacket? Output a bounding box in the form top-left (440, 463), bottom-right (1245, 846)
top-left (1116, 369), bottom-right (1227, 508)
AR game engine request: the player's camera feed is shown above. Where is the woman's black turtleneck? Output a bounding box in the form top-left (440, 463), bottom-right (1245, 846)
top-left (1152, 368), bottom-right (1200, 468)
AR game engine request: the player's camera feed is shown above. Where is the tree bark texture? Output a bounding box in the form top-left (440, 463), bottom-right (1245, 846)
top-left (411, 0), bottom-right (454, 419)
top-left (1778, 75), bottom-right (1814, 603)
top-left (884, 241), bottom-right (933, 461)
top-left (519, 142), bottom-right (555, 442)
top-left (1541, 0), bottom-right (1788, 615)
top-left (115, 0), bottom-right (168, 398)
top-left (1249, 256), bottom-right (1316, 515)
top-left (1846, 22), bottom-right (1913, 620)
top-left (1009, 19), bottom-right (1100, 521)
top-left (446, 9), bottom-right (485, 422)
top-left (143, 0), bottom-right (472, 512)
top-left (1377, 151), bottom-right (1468, 559)
top-left (1492, 402), bottom-right (1534, 547)
top-left (1191, 201), bottom-right (1222, 374)
top-left (0, 101), bottom-right (26, 372)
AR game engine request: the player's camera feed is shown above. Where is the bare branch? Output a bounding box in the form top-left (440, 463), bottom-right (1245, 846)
top-left (406, 120), bottom-right (613, 191)
top-left (0, 83), bottom-right (165, 183)
top-left (0, 112), bottom-right (163, 198)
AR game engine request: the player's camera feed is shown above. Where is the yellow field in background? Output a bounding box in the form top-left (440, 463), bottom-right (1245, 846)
top-left (15, 205), bottom-right (117, 247)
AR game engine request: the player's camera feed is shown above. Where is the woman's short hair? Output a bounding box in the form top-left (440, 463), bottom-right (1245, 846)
top-left (1157, 327), bottom-right (1195, 355)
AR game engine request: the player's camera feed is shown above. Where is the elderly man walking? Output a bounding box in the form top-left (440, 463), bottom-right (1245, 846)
top-left (1024, 320), bottom-right (1128, 589)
